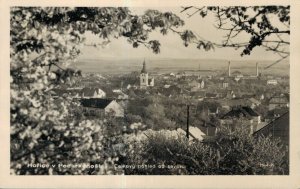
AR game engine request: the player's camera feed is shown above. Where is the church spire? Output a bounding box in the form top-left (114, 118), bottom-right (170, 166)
top-left (141, 58), bottom-right (147, 73)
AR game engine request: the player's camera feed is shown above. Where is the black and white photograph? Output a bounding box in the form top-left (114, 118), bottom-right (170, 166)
top-left (9, 5), bottom-right (291, 176)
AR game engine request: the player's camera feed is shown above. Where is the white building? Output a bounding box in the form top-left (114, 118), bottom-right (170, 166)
top-left (140, 59), bottom-right (154, 88)
top-left (267, 80), bottom-right (278, 85)
top-left (81, 87), bottom-right (106, 98)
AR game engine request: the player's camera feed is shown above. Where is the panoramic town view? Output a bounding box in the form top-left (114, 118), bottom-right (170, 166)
top-left (10, 6), bottom-right (290, 175)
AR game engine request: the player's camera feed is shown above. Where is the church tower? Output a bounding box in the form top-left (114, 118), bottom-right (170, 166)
top-left (140, 59), bottom-right (149, 88)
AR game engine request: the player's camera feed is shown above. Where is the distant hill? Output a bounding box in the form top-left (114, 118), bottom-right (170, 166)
top-left (72, 58), bottom-right (289, 76)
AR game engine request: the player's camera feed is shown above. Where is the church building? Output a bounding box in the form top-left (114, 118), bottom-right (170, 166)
top-left (140, 59), bottom-right (154, 88)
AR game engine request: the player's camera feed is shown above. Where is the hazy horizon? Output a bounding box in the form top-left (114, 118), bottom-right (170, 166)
top-left (72, 58), bottom-right (289, 76)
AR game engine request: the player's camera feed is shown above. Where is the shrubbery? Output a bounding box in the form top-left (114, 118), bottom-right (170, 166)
top-left (120, 125), bottom-right (289, 175)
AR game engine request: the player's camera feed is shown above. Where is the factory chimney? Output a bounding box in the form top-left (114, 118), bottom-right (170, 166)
top-left (256, 62), bottom-right (259, 77)
top-left (228, 61), bottom-right (231, 77)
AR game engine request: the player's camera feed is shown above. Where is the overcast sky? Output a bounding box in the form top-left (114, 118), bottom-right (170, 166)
top-left (79, 7), bottom-right (288, 61)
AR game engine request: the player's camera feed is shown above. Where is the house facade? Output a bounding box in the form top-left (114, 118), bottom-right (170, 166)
top-left (268, 94), bottom-right (289, 110)
top-left (81, 98), bottom-right (124, 117)
top-left (81, 87), bottom-right (106, 98)
top-left (220, 106), bottom-right (261, 134)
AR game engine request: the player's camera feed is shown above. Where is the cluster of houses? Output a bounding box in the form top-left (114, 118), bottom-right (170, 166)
top-left (52, 87), bottom-right (126, 118)
top-left (51, 59), bottom-right (289, 146)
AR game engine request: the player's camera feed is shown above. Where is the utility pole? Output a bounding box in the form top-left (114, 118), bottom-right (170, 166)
top-left (186, 105), bottom-right (190, 139)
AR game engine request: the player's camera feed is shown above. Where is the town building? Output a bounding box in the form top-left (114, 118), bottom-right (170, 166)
top-left (222, 79), bottom-right (229, 89)
top-left (220, 106), bottom-right (262, 134)
top-left (51, 87), bottom-right (106, 99)
top-left (267, 79), bottom-right (278, 85)
top-left (81, 98), bottom-right (124, 117)
top-left (268, 94), bottom-right (289, 110)
top-left (81, 87), bottom-right (106, 98)
top-left (140, 59), bottom-right (154, 88)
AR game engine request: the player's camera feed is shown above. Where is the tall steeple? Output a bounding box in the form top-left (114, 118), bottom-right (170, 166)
top-left (140, 58), bottom-right (149, 88)
top-left (256, 62), bottom-right (259, 77)
top-left (141, 58), bottom-right (147, 73)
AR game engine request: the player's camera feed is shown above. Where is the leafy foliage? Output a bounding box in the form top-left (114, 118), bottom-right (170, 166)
top-left (10, 7), bottom-right (187, 175)
top-left (181, 6), bottom-right (290, 65)
top-left (123, 125), bottom-right (288, 175)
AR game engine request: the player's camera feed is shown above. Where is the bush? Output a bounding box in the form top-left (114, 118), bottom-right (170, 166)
top-left (121, 125), bottom-right (289, 175)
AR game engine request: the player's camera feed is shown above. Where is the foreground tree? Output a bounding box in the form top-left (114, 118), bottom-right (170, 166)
top-left (181, 6), bottom-right (290, 67)
top-left (10, 7), bottom-right (189, 175)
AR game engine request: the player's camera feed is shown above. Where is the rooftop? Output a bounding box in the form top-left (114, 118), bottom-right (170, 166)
top-left (221, 106), bottom-right (259, 119)
top-left (81, 98), bottom-right (113, 109)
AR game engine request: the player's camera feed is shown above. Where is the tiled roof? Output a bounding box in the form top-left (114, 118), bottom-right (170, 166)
top-left (221, 106), bottom-right (259, 119)
top-left (249, 97), bottom-right (261, 105)
top-left (81, 98), bottom-right (113, 109)
top-left (220, 98), bottom-right (251, 107)
top-left (242, 106), bottom-right (259, 116)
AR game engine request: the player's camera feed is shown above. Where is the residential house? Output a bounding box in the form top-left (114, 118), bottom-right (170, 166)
top-left (52, 88), bottom-right (83, 99)
top-left (220, 106), bottom-right (261, 134)
top-left (81, 98), bottom-right (124, 117)
top-left (256, 93), bottom-right (265, 101)
top-left (112, 90), bottom-right (129, 100)
top-left (81, 87), bottom-right (106, 98)
top-left (226, 90), bottom-right (236, 99)
top-left (175, 71), bottom-right (186, 79)
top-left (268, 94), bottom-right (289, 110)
top-left (199, 79), bottom-right (205, 89)
top-left (222, 79), bottom-right (229, 89)
top-left (161, 85), bottom-right (183, 98)
top-left (190, 91), bottom-right (206, 101)
top-left (219, 98), bottom-right (249, 110)
top-left (267, 79), bottom-right (278, 85)
top-left (248, 97), bottom-right (261, 108)
top-left (189, 80), bottom-right (201, 89)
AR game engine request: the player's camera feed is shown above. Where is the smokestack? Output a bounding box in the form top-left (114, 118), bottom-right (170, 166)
top-left (228, 61), bottom-right (231, 77)
top-left (256, 62), bottom-right (259, 77)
